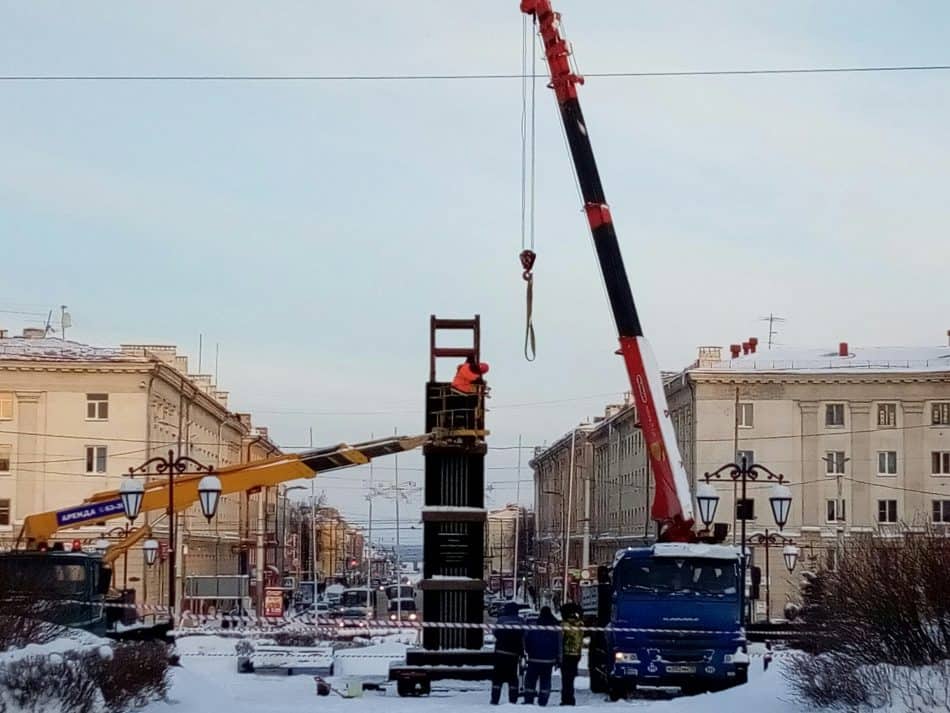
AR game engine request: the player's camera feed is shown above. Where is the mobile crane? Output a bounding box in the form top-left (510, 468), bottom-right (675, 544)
top-left (0, 435), bottom-right (427, 637)
top-left (520, 0), bottom-right (747, 696)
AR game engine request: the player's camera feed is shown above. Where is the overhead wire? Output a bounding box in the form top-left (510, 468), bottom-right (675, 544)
top-left (3, 65), bottom-right (950, 82)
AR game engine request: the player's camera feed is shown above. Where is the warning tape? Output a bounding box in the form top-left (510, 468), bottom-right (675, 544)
top-left (7, 599), bottom-right (814, 640)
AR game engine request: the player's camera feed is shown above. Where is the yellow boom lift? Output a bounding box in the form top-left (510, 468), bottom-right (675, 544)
top-left (1, 434), bottom-right (427, 634)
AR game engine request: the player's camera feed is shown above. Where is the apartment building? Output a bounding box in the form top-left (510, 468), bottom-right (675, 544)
top-left (0, 332), bottom-right (281, 606)
top-left (532, 339), bottom-right (950, 619)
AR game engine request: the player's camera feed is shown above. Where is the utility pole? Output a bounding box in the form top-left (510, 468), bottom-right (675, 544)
top-left (733, 387), bottom-right (739, 545)
top-left (394, 426), bottom-right (402, 622)
top-left (582, 441), bottom-right (591, 572)
top-left (562, 429), bottom-right (576, 604)
top-left (513, 434), bottom-right (522, 601)
top-left (366, 432), bottom-right (375, 590)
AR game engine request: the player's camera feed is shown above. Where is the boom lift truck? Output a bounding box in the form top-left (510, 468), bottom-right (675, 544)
top-left (0, 435), bottom-right (426, 638)
top-left (520, 0), bottom-right (747, 696)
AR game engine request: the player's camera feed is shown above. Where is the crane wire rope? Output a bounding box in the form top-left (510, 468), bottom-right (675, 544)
top-left (520, 15), bottom-right (538, 361)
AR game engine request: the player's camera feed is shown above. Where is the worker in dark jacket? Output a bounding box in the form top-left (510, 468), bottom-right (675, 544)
top-left (491, 602), bottom-right (525, 705)
top-left (559, 603), bottom-right (584, 705)
top-left (523, 606), bottom-right (560, 706)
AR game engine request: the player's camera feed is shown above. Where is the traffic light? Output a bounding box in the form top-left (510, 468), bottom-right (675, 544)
top-left (349, 558), bottom-right (358, 568)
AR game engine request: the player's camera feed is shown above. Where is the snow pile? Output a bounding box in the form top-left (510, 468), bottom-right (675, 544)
top-left (0, 337), bottom-right (135, 362)
top-left (0, 631), bottom-right (169, 713)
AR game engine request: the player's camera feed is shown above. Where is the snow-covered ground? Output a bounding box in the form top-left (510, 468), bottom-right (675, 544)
top-left (151, 636), bottom-right (804, 712)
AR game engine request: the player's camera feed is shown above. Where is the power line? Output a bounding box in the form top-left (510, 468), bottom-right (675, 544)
top-left (2, 65), bottom-right (950, 82)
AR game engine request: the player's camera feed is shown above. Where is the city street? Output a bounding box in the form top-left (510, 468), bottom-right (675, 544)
top-left (158, 635), bottom-right (798, 712)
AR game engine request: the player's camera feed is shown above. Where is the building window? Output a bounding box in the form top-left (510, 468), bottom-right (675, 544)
top-left (826, 499), bottom-right (846, 523)
top-left (0, 393), bottom-right (12, 421)
top-left (825, 451), bottom-right (847, 475)
top-left (877, 499), bottom-right (897, 524)
top-left (85, 446), bottom-right (107, 474)
top-left (738, 403), bottom-right (754, 428)
top-left (736, 450), bottom-right (755, 466)
top-left (86, 394), bottom-right (109, 420)
top-left (877, 403), bottom-right (897, 428)
top-left (877, 451), bottom-right (898, 476)
top-left (932, 452), bottom-right (950, 476)
top-left (0, 445), bottom-right (9, 473)
top-left (826, 404), bottom-right (845, 427)
top-left (0, 499), bottom-right (8, 526)
top-left (934, 500), bottom-right (950, 524)
top-left (736, 499), bottom-right (755, 521)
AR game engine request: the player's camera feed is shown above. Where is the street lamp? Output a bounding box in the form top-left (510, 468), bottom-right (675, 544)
top-left (128, 450), bottom-right (217, 615)
top-left (143, 539), bottom-right (159, 567)
top-left (783, 544), bottom-right (800, 573)
top-left (703, 454), bottom-right (790, 625)
top-left (695, 481), bottom-right (719, 528)
top-left (120, 477), bottom-right (145, 521)
top-left (769, 483), bottom-right (793, 530)
top-left (197, 476), bottom-right (223, 522)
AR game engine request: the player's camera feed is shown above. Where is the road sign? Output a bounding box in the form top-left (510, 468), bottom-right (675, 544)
top-left (264, 587), bottom-right (284, 618)
top-left (579, 583), bottom-right (598, 614)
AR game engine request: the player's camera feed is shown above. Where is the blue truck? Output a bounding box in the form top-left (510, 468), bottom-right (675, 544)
top-left (589, 543), bottom-right (749, 699)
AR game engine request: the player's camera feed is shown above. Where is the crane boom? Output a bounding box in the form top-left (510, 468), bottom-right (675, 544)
top-left (520, 0), bottom-right (694, 540)
top-left (18, 435), bottom-right (428, 547)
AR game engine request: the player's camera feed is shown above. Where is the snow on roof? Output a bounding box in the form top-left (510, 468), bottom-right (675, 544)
top-left (0, 336), bottom-right (140, 363)
top-left (651, 543), bottom-right (741, 560)
top-left (693, 345), bottom-right (950, 375)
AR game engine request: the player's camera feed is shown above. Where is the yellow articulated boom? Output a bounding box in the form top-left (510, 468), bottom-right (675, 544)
top-left (17, 434), bottom-right (428, 552)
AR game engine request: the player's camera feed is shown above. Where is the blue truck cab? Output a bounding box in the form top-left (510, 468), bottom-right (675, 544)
top-left (605, 543), bottom-right (749, 698)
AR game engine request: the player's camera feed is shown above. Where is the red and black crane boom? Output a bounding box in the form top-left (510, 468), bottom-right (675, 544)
top-left (520, 0), bottom-right (695, 541)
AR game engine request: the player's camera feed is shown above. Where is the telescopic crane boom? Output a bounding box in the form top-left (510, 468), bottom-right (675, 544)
top-left (520, 0), bottom-right (694, 541)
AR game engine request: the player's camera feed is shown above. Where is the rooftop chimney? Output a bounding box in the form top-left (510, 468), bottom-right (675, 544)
top-left (946, 329), bottom-right (950, 347)
top-left (749, 337), bottom-right (759, 354)
top-left (742, 341), bottom-right (751, 355)
top-left (0, 329), bottom-right (7, 339)
top-left (729, 344), bottom-right (741, 359)
top-left (838, 342), bottom-right (849, 357)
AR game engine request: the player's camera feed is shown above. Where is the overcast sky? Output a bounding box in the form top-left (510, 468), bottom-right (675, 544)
top-left (3, 1), bottom-right (949, 543)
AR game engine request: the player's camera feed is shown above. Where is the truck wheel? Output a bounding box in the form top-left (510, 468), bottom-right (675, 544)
top-left (607, 682), bottom-right (625, 702)
top-left (735, 667), bottom-right (749, 686)
top-left (396, 679), bottom-right (411, 697)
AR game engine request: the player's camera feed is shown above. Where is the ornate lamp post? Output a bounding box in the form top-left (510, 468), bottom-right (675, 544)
top-left (700, 455), bottom-right (792, 624)
top-left (744, 530), bottom-right (799, 621)
top-left (125, 450), bottom-right (220, 615)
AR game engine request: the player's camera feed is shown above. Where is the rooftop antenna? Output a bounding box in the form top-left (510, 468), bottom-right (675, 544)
top-left (44, 310), bottom-right (53, 336)
top-left (759, 313), bottom-right (786, 349)
top-left (198, 334), bottom-right (203, 373)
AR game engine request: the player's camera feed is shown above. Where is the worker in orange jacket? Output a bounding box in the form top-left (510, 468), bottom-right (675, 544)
top-left (451, 357), bottom-right (490, 395)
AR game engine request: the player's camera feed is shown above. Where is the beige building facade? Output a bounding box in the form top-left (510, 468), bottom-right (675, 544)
top-left (0, 333), bottom-right (281, 607)
top-left (532, 341), bottom-right (950, 619)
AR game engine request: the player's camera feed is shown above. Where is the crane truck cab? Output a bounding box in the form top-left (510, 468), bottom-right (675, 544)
top-left (0, 549), bottom-right (114, 636)
top-left (598, 543), bottom-right (749, 699)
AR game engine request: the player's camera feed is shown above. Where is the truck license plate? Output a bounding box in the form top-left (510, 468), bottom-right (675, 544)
top-left (666, 665), bottom-right (695, 674)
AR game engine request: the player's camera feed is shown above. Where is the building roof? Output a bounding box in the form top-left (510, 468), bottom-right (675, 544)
top-left (0, 336), bottom-right (142, 363)
top-left (691, 345), bottom-right (950, 375)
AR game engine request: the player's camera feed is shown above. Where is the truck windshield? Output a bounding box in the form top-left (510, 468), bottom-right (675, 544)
top-left (340, 589), bottom-right (372, 608)
top-left (614, 557), bottom-right (737, 597)
top-left (0, 558), bottom-right (90, 598)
